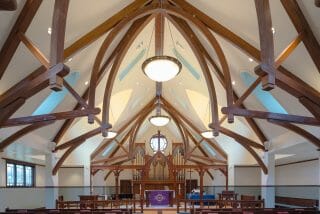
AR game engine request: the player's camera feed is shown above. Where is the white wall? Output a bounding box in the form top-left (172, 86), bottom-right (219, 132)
top-left (0, 160), bottom-right (46, 211)
top-left (276, 160), bottom-right (318, 185)
top-left (58, 167), bottom-right (85, 201)
top-left (58, 167), bottom-right (84, 186)
top-left (36, 165), bottom-right (46, 186)
top-left (234, 166), bottom-right (261, 198)
top-left (275, 160), bottom-right (318, 199)
top-left (235, 166), bottom-right (261, 186)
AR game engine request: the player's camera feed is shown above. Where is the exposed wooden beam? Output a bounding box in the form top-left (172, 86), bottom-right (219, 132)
top-left (54, 128), bottom-right (101, 151)
top-left (299, 97), bottom-right (320, 120)
top-left (190, 154), bottom-right (227, 164)
top-left (0, 63), bottom-right (69, 109)
top-left (91, 154), bottom-right (128, 165)
top-left (1, 108), bottom-right (100, 128)
top-left (166, 14), bottom-right (221, 134)
top-left (268, 120), bottom-right (320, 148)
top-left (53, 16), bottom-right (148, 144)
top-left (219, 127), bottom-right (265, 150)
top-left (53, 144), bottom-right (79, 175)
top-left (222, 107), bottom-right (320, 126)
top-left (219, 77), bottom-right (261, 125)
top-left (103, 170), bottom-right (112, 181)
top-left (0, 98), bottom-right (25, 126)
top-left (18, 32), bottom-right (50, 68)
top-left (254, 0), bottom-right (276, 90)
top-left (275, 33), bottom-right (303, 68)
top-left (90, 98), bottom-right (156, 160)
top-left (281, 0), bottom-right (320, 73)
top-left (0, 121), bottom-right (54, 151)
top-left (0, 0), bottom-right (42, 78)
top-left (173, 0), bottom-right (320, 114)
top-left (49, 0), bottom-right (69, 91)
top-left (169, 15), bottom-right (267, 143)
top-left (161, 99), bottom-right (228, 160)
top-left (98, 14), bottom-right (155, 132)
top-left (0, 0), bottom-right (17, 11)
top-left (63, 0), bottom-right (148, 59)
top-left (1, 0), bottom-right (148, 141)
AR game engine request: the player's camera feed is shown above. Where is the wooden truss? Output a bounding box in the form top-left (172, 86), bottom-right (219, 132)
top-left (0, 0), bottom-right (319, 177)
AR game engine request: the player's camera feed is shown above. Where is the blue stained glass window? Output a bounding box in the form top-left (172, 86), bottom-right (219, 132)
top-left (6, 163), bottom-right (15, 186)
top-left (6, 162), bottom-right (34, 187)
top-left (16, 165), bottom-right (24, 186)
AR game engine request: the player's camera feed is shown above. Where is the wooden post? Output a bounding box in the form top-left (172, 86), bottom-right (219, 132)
top-left (198, 168), bottom-right (205, 208)
top-left (113, 169), bottom-right (121, 206)
top-left (226, 166), bottom-right (229, 190)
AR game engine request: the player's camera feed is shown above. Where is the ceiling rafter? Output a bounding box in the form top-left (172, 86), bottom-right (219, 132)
top-left (0, 0), bottom-right (150, 145)
top-left (49, 0), bottom-right (70, 91)
top-left (268, 120), bottom-right (320, 148)
top-left (172, 0), bottom-right (320, 119)
top-left (0, 0), bottom-right (42, 78)
top-left (165, 13), bottom-right (220, 135)
top-left (90, 98), bottom-right (156, 160)
top-left (0, 121), bottom-right (54, 152)
top-left (169, 15), bottom-right (267, 144)
top-left (162, 99), bottom-right (268, 174)
top-left (222, 107), bottom-right (320, 126)
top-left (88, 3), bottom-right (160, 125)
top-left (161, 98), bottom-right (227, 160)
top-left (280, 0), bottom-right (320, 74)
top-left (254, 0), bottom-right (276, 91)
top-left (0, 0), bottom-right (17, 11)
top-left (100, 14), bottom-right (156, 135)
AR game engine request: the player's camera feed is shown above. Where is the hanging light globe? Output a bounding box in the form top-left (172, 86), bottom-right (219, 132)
top-left (201, 130), bottom-right (215, 139)
top-left (105, 131), bottom-right (117, 139)
top-left (149, 115), bottom-right (170, 127)
top-left (142, 56), bottom-right (182, 82)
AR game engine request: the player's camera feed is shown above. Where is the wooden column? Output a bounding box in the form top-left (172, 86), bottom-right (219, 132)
top-left (225, 167), bottom-right (229, 190)
top-left (198, 168), bottom-right (205, 207)
top-left (113, 169), bottom-right (122, 205)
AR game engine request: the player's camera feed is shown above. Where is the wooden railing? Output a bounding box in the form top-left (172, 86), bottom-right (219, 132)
top-left (56, 199), bottom-right (142, 212)
top-left (5, 208), bottom-right (132, 214)
top-left (176, 198), bottom-right (265, 213)
top-left (275, 196), bottom-right (318, 208)
top-left (193, 207), bottom-right (317, 214)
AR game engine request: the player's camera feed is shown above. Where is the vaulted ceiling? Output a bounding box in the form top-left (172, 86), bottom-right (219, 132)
top-left (0, 0), bottom-right (319, 174)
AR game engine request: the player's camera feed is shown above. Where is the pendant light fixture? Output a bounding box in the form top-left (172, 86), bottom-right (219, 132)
top-left (142, 4), bottom-right (182, 82)
top-left (105, 131), bottom-right (117, 139)
top-left (201, 101), bottom-right (217, 138)
top-left (149, 96), bottom-right (170, 127)
top-left (142, 56), bottom-right (181, 82)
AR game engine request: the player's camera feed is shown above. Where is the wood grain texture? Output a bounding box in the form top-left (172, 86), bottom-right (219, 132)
top-left (0, 0), bottom-right (42, 78)
top-left (281, 0), bottom-right (320, 73)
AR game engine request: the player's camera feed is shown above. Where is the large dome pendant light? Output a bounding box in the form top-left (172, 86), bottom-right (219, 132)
top-left (142, 9), bottom-right (182, 82)
top-left (149, 97), bottom-right (170, 127)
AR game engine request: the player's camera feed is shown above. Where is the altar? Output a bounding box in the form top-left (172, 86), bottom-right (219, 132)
top-left (145, 190), bottom-right (174, 207)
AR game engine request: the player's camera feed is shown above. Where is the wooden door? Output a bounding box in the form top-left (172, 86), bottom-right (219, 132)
top-left (186, 179), bottom-right (197, 193)
top-left (120, 180), bottom-right (132, 194)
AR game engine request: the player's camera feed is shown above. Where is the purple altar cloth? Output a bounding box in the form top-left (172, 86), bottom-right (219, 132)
top-left (146, 190), bottom-right (171, 206)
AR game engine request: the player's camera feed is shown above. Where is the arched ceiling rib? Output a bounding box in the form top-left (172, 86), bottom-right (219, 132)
top-left (0, 0), bottom-right (319, 173)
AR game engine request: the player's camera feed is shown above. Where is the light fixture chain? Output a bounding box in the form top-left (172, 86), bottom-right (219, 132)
top-left (167, 19), bottom-right (177, 51)
top-left (145, 25), bottom-right (155, 61)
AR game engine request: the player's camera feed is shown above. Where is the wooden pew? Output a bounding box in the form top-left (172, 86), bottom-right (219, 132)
top-left (4, 208), bottom-right (132, 214)
top-left (275, 196), bottom-right (318, 208)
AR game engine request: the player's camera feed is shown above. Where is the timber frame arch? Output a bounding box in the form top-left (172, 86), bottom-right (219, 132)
top-left (88, 1), bottom-right (235, 138)
top-left (0, 0), bottom-right (319, 178)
